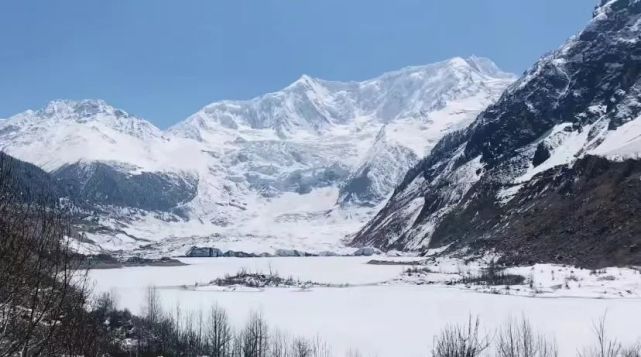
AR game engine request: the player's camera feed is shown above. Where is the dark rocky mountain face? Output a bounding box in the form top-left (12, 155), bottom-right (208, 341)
top-left (465, 0), bottom-right (641, 167)
top-left (53, 162), bottom-right (198, 212)
top-left (429, 155), bottom-right (641, 268)
top-left (0, 151), bottom-right (198, 215)
top-left (492, 156), bottom-right (641, 267)
top-left (0, 152), bottom-right (198, 251)
top-left (352, 0), bottom-right (641, 268)
top-left (0, 152), bottom-right (67, 204)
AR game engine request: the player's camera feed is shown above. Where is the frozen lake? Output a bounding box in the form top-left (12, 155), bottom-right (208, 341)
top-left (89, 257), bottom-right (641, 357)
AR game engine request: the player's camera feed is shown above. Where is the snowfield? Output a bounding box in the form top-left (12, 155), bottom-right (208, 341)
top-left (73, 187), bottom-right (380, 257)
top-left (90, 257), bottom-right (641, 357)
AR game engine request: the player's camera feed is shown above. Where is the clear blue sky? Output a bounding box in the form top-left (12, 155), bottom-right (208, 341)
top-left (0, 0), bottom-right (595, 128)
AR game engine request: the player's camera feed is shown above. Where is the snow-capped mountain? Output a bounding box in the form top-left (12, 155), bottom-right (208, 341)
top-left (0, 57), bottom-right (514, 256)
top-left (170, 56), bottom-right (513, 142)
top-left (352, 0), bottom-right (641, 267)
top-left (169, 56), bottom-right (513, 204)
top-left (0, 99), bottom-right (192, 172)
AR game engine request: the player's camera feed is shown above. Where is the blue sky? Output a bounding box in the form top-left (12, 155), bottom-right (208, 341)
top-left (1, 1), bottom-right (594, 128)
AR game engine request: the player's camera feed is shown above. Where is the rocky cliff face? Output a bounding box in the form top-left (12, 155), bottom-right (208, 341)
top-left (352, 0), bottom-right (641, 267)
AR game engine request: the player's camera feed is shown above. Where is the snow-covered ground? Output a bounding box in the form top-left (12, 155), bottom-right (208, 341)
top-left (75, 187), bottom-right (380, 257)
top-left (394, 255), bottom-right (641, 299)
top-left (89, 257), bottom-right (641, 357)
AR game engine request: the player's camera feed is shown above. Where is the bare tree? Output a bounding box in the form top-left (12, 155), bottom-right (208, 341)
top-left (144, 285), bottom-right (163, 325)
top-left (310, 335), bottom-right (332, 357)
top-left (578, 314), bottom-right (621, 357)
top-left (269, 329), bottom-right (290, 357)
top-left (0, 153), bottom-right (89, 356)
top-left (290, 337), bottom-right (313, 357)
top-left (207, 304), bottom-right (233, 357)
top-left (432, 316), bottom-right (490, 357)
top-left (242, 311), bottom-right (270, 357)
top-left (620, 344), bottom-right (641, 357)
top-left (495, 316), bottom-right (557, 357)
top-left (231, 330), bottom-right (245, 357)
top-left (138, 286), bottom-right (164, 354)
top-left (577, 314), bottom-right (641, 357)
top-left (344, 349), bottom-right (364, 357)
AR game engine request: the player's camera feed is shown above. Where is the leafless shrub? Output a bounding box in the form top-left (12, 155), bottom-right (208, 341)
top-left (620, 343), bottom-right (641, 357)
top-left (495, 316), bottom-right (558, 357)
top-left (212, 269), bottom-right (312, 288)
top-left (456, 260), bottom-right (526, 286)
top-left (290, 336), bottom-right (314, 357)
top-left (405, 266), bottom-right (435, 275)
top-left (345, 348), bottom-right (364, 357)
top-left (578, 314), bottom-right (634, 357)
top-left (432, 316), bottom-right (490, 357)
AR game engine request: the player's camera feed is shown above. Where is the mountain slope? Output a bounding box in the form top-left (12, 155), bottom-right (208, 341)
top-left (53, 162), bottom-right (198, 212)
top-left (352, 0), bottom-right (641, 267)
top-left (338, 127), bottom-right (418, 206)
top-left (0, 152), bottom-right (67, 204)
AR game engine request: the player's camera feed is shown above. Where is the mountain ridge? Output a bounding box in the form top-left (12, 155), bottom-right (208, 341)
top-left (351, 0), bottom-right (641, 267)
top-left (169, 56), bottom-right (515, 141)
top-left (0, 57), bottom-right (515, 256)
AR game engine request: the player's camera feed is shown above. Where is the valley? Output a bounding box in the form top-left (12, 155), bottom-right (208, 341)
top-left (2, 0), bottom-right (641, 355)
